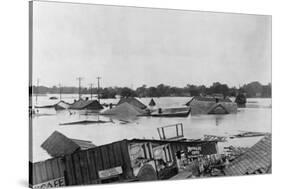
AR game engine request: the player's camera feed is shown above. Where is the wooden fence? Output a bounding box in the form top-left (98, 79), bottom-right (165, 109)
top-left (29, 158), bottom-right (65, 187)
top-left (63, 140), bottom-right (134, 185)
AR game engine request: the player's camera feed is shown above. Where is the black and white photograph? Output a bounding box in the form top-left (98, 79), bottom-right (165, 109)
top-left (29, 1), bottom-right (271, 188)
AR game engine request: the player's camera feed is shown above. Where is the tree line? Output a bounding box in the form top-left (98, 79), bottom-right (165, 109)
top-left (31, 81), bottom-right (271, 98)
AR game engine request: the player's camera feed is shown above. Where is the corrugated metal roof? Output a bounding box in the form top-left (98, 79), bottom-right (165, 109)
top-left (224, 134), bottom-right (271, 176)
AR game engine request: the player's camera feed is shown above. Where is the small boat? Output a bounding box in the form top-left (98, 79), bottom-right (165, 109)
top-left (49, 96), bottom-right (58, 100)
top-left (151, 107), bottom-right (191, 117)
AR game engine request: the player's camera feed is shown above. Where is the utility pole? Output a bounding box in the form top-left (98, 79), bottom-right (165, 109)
top-left (89, 83), bottom-right (94, 100)
top-left (36, 79), bottom-right (39, 105)
top-left (97, 77), bottom-right (101, 103)
top-left (59, 83), bottom-right (62, 100)
top-left (77, 77), bottom-right (83, 99)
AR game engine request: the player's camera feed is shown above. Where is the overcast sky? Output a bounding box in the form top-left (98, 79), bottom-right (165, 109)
top-left (32, 1), bottom-right (271, 88)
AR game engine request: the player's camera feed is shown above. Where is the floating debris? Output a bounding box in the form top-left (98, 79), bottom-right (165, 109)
top-left (59, 120), bottom-right (111, 125)
top-left (151, 107), bottom-right (191, 117)
top-left (232, 131), bottom-right (268, 138)
top-left (203, 135), bottom-right (227, 142)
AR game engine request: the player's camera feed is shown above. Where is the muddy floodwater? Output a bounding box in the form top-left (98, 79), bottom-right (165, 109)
top-left (31, 94), bottom-right (271, 162)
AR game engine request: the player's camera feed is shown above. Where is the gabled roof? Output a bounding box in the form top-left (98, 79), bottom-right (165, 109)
top-left (207, 103), bottom-right (229, 114)
top-left (117, 97), bottom-right (147, 109)
top-left (186, 96), bottom-right (232, 105)
top-left (69, 99), bottom-right (103, 110)
top-left (41, 131), bottom-right (96, 157)
top-left (224, 134), bottom-right (272, 176)
top-left (149, 98), bottom-right (156, 106)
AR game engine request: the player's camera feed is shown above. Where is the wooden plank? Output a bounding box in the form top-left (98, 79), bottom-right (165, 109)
top-left (100, 146), bottom-right (110, 169)
top-left (112, 142), bottom-right (122, 166)
top-left (33, 163), bottom-right (42, 184)
top-left (56, 158), bottom-right (65, 179)
top-left (50, 159), bottom-right (60, 179)
top-left (94, 148), bottom-right (103, 171)
top-left (72, 153), bottom-right (83, 185)
top-left (87, 149), bottom-right (98, 183)
top-left (39, 161), bottom-right (48, 182)
top-left (119, 140), bottom-right (133, 178)
top-left (45, 160), bottom-right (54, 180)
top-left (107, 144), bottom-right (116, 166)
top-left (79, 151), bottom-right (91, 185)
top-left (162, 128), bottom-right (166, 140)
top-left (64, 155), bottom-right (75, 185)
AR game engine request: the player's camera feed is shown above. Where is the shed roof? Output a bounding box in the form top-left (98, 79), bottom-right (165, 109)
top-left (117, 97), bottom-right (147, 109)
top-left (224, 134), bottom-right (272, 176)
top-left (41, 131), bottom-right (96, 157)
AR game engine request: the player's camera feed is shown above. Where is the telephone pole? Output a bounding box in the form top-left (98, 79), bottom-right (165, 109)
top-left (96, 77), bottom-right (101, 103)
top-left (59, 83), bottom-right (62, 100)
top-left (77, 77), bottom-right (83, 99)
top-left (89, 83), bottom-right (94, 100)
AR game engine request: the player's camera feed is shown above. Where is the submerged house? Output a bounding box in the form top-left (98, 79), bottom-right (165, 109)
top-left (117, 97), bottom-right (147, 110)
top-left (54, 100), bottom-right (70, 110)
top-left (69, 98), bottom-right (103, 110)
top-left (224, 134), bottom-right (271, 176)
top-left (186, 96), bottom-right (237, 115)
top-left (101, 102), bottom-right (146, 117)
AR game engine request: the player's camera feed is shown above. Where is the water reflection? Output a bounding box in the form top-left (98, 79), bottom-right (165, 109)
top-left (215, 116), bottom-right (224, 126)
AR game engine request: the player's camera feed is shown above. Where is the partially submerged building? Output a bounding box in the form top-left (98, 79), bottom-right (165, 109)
top-left (101, 102), bottom-right (146, 117)
top-left (187, 96), bottom-right (237, 115)
top-left (54, 100), bottom-right (70, 110)
top-left (224, 134), bottom-right (271, 176)
top-left (69, 99), bottom-right (103, 110)
top-left (117, 97), bottom-right (147, 110)
top-left (30, 134), bottom-right (218, 187)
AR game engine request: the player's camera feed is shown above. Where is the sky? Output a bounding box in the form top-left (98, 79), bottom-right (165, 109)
top-left (32, 1), bottom-right (271, 88)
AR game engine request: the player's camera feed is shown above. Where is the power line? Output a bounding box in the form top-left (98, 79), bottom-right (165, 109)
top-left (89, 83), bottom-right (94, 100)
top-left (97, 77), bottom-right (101, 103)
top-left (59, 83), bottom-right (62, 100)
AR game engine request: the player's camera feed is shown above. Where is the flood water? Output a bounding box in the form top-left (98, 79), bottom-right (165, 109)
top-left (31, 94), bottom-right (271, 162)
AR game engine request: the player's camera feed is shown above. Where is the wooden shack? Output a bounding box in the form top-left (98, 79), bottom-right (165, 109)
top-left (30, 138), bottom-right (218, 187)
